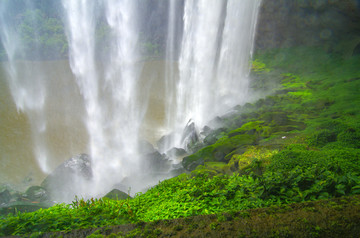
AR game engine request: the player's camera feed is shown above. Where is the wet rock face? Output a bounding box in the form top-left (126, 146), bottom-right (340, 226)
top-left (141, 151), bottom-right (172, 173)
top-left (41, 154), bottom-right (92, 202)
top-left (62, 153), bottom-right (92, 180)
top-left (166, 147), bottom-right (187, 159)
top-left (0, 185), bottom-right (54, 216)
top-left (181, 121), bottom-right (200, 152)
top-left (0, 189), bottom-right (11, 205)
top-left (25, 186), bottom-right (49, 202)
top-left (255, 0), bottom-right (360, 52)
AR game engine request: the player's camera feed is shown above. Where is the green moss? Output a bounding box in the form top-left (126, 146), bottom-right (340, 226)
top-left (182, 134), bottom-right (257, 171)
top-left (182, 146), bottom-right (213, 171)
top-left (228, 146), bottom-right (277, 173)
top-left (201, 162), bottom-right (231, 175)
top-left (251, 59), bottom-right (271, 73)
top-left (228, 121), bottom-right (267, 137)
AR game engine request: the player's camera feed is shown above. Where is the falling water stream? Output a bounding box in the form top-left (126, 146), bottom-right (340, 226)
top-left (0, 0), bottom-right (261, 201)
top-left (164, 0), bottom-right (261, 150)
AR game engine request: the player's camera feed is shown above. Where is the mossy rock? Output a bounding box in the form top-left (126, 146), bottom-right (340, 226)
top-left (0, 201), bottom-right (53, 216)
top-left (228, 121), bottom-right (265, 137)
top-left (182, 134), bottom-right (257, 171)
top-left (182, 146), bottom-right (212, 171)
top-left (0, 189), bottom-right (11, 204)
top-left (103, 189), bottom-right (131, 200)
top-left (203, 162), bottom-right (232, 175)
top-left (203, 128), bottom-right (227, 145)
top-left (228, 155), bottom-right (252, 172)
top-left (190, 166), bottom-right (220, 178)
top-left (229, 146), bottom-right (277, 173)
top-left (260, 111), bottom-right (289, 125)
top-left (25, 186), bottom-right (49, 202)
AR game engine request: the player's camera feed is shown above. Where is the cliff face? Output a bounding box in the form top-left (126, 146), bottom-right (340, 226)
top-left (255, 0), bottom-right (360, 56)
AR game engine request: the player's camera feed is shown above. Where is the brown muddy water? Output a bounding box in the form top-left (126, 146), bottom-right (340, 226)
top-left (0, 60), bottom-right (171, 191)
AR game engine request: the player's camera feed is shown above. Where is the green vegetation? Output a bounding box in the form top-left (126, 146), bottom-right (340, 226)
top-left (17, 9), bottom-right (68, 60)
top-left (1, 47), bottom-right (360, 236)
top-left (0, 2), bottom-right (161, 61)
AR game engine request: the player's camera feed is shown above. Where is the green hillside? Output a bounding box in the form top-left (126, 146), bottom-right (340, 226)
top-left (1, 47), bottom-right (359, 237)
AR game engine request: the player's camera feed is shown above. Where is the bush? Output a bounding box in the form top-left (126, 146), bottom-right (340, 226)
top-left (307, 129), bottom-right (337, 147)
top-left (268, 144), bottom-right (360, 174)
top-left (337, 128), bottom-right (360, 148)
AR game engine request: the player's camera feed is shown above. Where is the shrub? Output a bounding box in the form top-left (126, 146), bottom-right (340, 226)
top-left (308, 129), bottom-right (338, 147)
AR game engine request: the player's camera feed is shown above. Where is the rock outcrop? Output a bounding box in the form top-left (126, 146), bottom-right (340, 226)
top-left (41, 154), bottom-right (92, 202)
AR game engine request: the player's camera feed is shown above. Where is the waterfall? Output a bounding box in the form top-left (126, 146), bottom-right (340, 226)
top-left (0, 1), bottom-right (50, 173)
top-left (0, 0), bottom-right (261, 200)
top-left (62, 0), bottom-right (146, 196)
top-left (165, 0), bottom-right (261, 150)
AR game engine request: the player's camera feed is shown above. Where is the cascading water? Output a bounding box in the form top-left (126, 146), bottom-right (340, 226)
top-left (164, 0), bottom-right (261, 150)
top-left (0, 1), bottom-right (52, 174)
top-left (62, 0), bottom-right (148, 198)
top-left (0, 0), bottom-right (261, 201)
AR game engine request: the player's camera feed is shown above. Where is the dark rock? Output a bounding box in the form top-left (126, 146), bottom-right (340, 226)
top-left (200, 126), bottom-right (212, 137)
top-left (141, 151), bottom-right (172, 173)
top-left (181, 120), bottom-right (199, 151)
top-left (41, 153), bottom-right (92, 202)
top-left (25, 186), bottom-right (49, 202)
top-left (63, 153), bottom-right (92, 179)
top-left (166, 147), bottom-right (187, 158)
top-left (203, 128), bottom-right (227, 145)
top-left (182, 156), bottom-right (205, 171)
top-left (206, 116), bottom-right (224, 129)
top-left (138, 140), bottom-right (156, 154)
top-left (0, 189), bottom-right (11, 204)
top-left (103, 189), bottom-right (131, 200)
top-left (255, 0), bottom-right (360, 55)
top-left (169, 167), bottom-right (186, 177)
top-left (182, 134), bottom-right (257, 171)
top-left (0, 201), bottom-right (53, 216)
top-left (157, 133), bottom-right (174, 152)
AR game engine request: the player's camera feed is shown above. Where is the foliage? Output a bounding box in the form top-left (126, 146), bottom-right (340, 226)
top-left (2, 166), bottom-right (360, 236)
top-left (15, 9), bottom-right (68, 60)
top-left (251, 59), bottom-right (271, 73)
top-left (0, 197), bottom-right (130, 236)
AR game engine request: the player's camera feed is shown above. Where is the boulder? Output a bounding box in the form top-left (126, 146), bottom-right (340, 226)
top-left (24, 186), bottom-right (49, 202)
top-left (169, 162), bottom-right (186, 177)
top-left (181, 121), bottom-right (199, 150)
top-left (156, 133), bottom-right (174, 152)
top-left (182, 134), bottom-right (257, 171)
top-left (206, 116), bottom-right (224, 129)
top-left (41, 153), bottom-right (92, 202)
top-left (0, 189), bottom-right (11, 205)
top-left (203, 128), bottom-right (227, 145)
top-left (0, 200), bottom-right (54, 216)
top-left (141, 151), bottom-right (172, 173)
top-left (166, 147), bottom-right (187, 159)
top-left (138, 140), bottom-right (156, 154)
